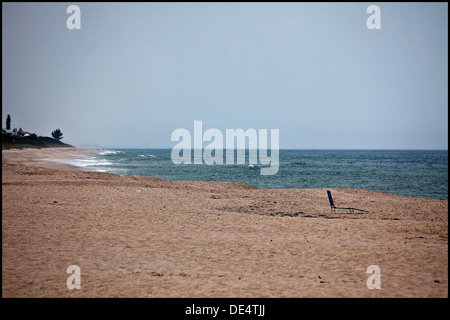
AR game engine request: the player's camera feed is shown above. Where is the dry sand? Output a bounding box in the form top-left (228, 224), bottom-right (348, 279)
top-left (2, 148), bottom-right (448, 297)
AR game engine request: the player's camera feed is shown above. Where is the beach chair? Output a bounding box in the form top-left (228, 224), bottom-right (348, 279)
top-left (327, 190), bottom-right (368, 214)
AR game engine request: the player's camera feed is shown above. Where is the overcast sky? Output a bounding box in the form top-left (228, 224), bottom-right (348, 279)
top-left (2, 2), bottom-right (448, 149)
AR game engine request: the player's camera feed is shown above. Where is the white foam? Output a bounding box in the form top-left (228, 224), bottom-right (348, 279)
top-left (97, 150), bottom-right (123, 155)
top-left (44, 158), bottom-right (112, 170)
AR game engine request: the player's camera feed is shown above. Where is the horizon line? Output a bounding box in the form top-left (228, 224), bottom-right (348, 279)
top-left (74, 146), bottom-right (449, 152)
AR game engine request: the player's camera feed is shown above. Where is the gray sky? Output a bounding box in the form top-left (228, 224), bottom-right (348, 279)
top-left (2, 2), bottom-right (448, 149)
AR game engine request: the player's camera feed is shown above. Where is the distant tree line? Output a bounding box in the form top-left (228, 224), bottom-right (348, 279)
top-left (4, 114), bottom-right (64, 141)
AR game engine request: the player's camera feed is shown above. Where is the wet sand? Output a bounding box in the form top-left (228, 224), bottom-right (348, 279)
top-left (2, 148), bottom-right (448, 297)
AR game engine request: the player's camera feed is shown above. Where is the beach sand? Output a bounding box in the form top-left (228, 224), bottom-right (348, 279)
top-left (2, 148), bottom-right (448, 297)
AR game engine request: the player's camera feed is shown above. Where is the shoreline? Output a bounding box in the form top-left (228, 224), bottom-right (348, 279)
top-left (3, 147), bottom-right (446, 200)
top-left (2, 147), bottom-right (448, 297)
top-left (2, 146), bottom-right (102, 171)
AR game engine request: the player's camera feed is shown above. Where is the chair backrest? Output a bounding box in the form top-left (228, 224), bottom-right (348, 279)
top-left (327, 190), bottom-right (335, 208)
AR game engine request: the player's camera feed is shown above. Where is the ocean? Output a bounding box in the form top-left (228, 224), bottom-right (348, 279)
top-left (73, 149), bottom-right (448, 200)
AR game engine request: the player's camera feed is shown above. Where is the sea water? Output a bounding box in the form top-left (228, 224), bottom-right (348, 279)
top-left (81, 149), bottom-right (447, 200)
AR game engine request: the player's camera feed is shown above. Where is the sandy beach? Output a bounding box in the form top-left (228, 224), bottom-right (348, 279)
top-left (2, 148), bottom-right (448, 298)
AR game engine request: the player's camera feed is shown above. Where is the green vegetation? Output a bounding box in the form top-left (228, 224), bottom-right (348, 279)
top-left (51, 128), bottom-right (63, 141)
top-left (2, 114), bottom-right (72, 149)
top-left (6, 114), bottom-right (11, 130)
top-left (2, 133), bottom-right (73, 150)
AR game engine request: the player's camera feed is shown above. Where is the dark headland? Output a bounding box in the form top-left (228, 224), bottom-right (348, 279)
top-left (2, 133), bottom-right (73, 150)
